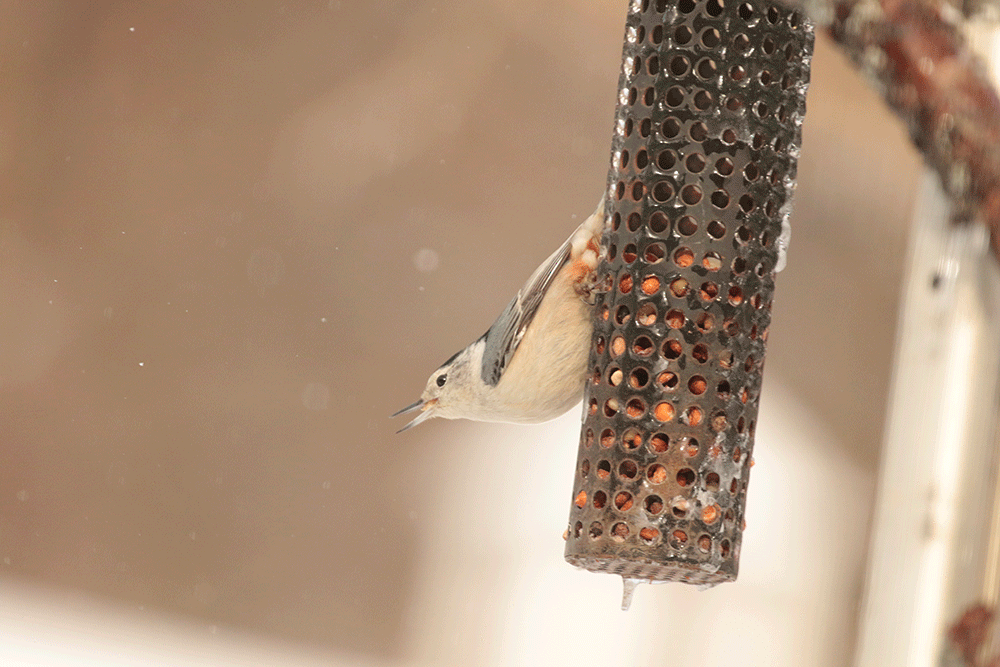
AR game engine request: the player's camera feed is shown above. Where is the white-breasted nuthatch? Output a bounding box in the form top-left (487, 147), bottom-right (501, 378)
top-left (393, 200), bottom-right (606, 432)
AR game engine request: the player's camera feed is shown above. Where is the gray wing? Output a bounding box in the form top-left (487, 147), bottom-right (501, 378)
top-left (479, 238), bottom-right (573, 386)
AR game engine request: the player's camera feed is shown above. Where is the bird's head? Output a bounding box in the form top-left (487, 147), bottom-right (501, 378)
top-left (392, 344), bottom-right (481, 432)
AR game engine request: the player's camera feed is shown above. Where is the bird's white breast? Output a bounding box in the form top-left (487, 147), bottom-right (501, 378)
top-left (477, 268), bottom-right (593, 423)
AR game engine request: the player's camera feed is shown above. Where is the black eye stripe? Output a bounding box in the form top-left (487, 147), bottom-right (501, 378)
top-left (436, 374), bottom-right (447, 387)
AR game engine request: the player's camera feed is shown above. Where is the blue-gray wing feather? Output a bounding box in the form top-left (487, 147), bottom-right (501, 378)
top-left (480, 239), bottom-right (573, 386)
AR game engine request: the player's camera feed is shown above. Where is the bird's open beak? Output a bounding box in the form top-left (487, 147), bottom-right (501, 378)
top-left (392, 399), bottom-right (436, 433)
top-left (391, 400), bottom-right (424, 418)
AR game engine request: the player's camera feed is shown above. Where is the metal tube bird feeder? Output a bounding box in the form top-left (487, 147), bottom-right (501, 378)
top-left (564, 0), bottom-right (814, 590)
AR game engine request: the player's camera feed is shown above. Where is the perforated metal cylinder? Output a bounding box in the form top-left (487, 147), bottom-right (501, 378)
top-left (565, 0), bottom-right (814, 585)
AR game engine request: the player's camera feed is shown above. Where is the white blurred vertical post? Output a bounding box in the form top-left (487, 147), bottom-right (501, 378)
top-left (854, 163), bottom-right (1000, 664)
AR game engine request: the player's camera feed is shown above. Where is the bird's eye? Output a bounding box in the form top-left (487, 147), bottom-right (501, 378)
top-left (436, 374), bottom-right (447, 387)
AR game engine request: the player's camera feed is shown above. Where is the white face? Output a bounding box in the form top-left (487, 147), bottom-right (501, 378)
top-left (394, 349), bottom-right (474, 431)
top-left (419, 365), bottom-right (450, 407)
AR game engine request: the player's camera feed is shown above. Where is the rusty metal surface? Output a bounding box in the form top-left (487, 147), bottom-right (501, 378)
top-left (565, 0), bottom-right (814, 584)
top-left (825, 0), bottom-right (1000, 260)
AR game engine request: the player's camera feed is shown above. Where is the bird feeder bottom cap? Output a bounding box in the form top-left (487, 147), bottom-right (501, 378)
top-left (565, 554), bottom-right (736, 586)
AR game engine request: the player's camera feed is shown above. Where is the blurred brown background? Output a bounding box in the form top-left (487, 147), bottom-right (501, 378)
top-left (1, 0), bottom-right (920, 663)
